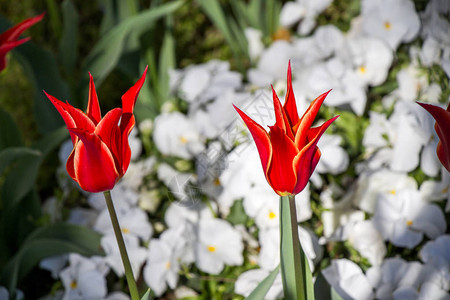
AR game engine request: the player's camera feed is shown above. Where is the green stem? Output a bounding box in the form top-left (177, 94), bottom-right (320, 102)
top-left (279, 195), bottom-right (315, 300)
top-left (103, 191), bottom-right (139, 300)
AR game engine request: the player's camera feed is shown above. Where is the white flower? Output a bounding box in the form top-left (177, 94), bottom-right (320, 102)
top-left (352, 168), bottom-right (417, 213)
top-left (347, 220), bottom-right (386, 266)
top-left (420, 235), bottom-right (450, 291)
top-left (164, 201), bottom-right (214, 229)
top-left (157, 163), bottom-right (197, 204)
top-left (94, 205), bottom-right (153, 242)
top-left (40, 254), bottom-right (68, 279)
top-left (101, 234), bottom-right (147, 279)
top-left (322, 259), bottom-right (374, 300)
top-left (153, 112), bottom-right (205, 159)
top-left (245, 28), bottom-right (264, 61)
top-left (315, 134), bottom-right (349, 175)
top-left (373, 188), bottom-right (446, 248)
top-left (279, 0), bottom-right (332, 35)
top-left (234, 269), bottom-right (283, 300)
top-left (361, 0), bottom-right (420, 50)
top-left (59, 253), bottom-right (109, 300)
top-left (194, 218), bottom-right (243, 274)
top-left (421, 0), bottom-right (450, 46)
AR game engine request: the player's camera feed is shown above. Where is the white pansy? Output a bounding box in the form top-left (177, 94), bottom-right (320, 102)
top-left (322, 259), bottom-right (374, 300)
top-left (101, 234), bottom-right (147, 279)
top-left (395, 64), bottom-right (442, 103)
top-left (279, 0), bottom-right (332, 35)
top-left (234, 269), bottom-right (283, 300)
top-left (164, 201), bottom-right (214, 229)
top-left (128, 127), bottom-right (142, 161)
top-left (245, 28), bottom-right (264, 61)
top-left (347, 220), bottom-right (386, 266)
top-left (87, 184), bottom-right (139, 212)
top-left (421, 0), bottom-right (450, 46)
top-left (372, 188), bottom-right (446, 248)
top-left (59, 253), bottom-right (109, 300)
top-left (153, 112), bottom-right (205, 159)
top-left (248, 41), bottom-right (295, 87)
top-left (361, 0), bottom-right (420, 50)
top-left (315, 134), bottom-right (349, 175)
top-left (121, 157), bottom-right (156, 191)
top-left (94, 205), bottom-right (153, 242)
top-left (194, 218), bottom-right (243, 274)
top-left (366, 258), bottom-right (431, 299)
top-left (420, 235), bottom-right (450, 290)
top-left (352, 168), bottom-right (417, 213)
top-left (308, 58), bottom-right (367, 115)
top-left (157, 163), bottom-right (197, 204)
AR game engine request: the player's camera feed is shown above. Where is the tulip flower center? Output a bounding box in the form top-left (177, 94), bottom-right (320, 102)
top-left (207, 245), bottom-right (216, 252)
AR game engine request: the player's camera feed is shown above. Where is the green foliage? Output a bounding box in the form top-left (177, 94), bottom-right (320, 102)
top-left (245, 265), bottom-right (279, 300)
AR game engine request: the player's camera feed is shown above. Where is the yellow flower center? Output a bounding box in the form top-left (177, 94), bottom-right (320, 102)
top-left (70, 280), bottom-right (78, 289)
top-left (442, 186), bottom-right (449, 194)
top-left (389, 189), bottom-right (396, 195)
top-left (268, 211), bottom-right (276, 219)
top-left (384, 21), bottom-right (392, 30)
top-left (213, 178), bottom-right (221, 186)
top-left (165, 261), bottom-right (171, 269)
top-left (122, 227), bottom-right (130, 234)
top-left (358, 66), bottom-right (366, 74)
top-left (179, 136), bottom-right (188, 144)
top-left (207, 245), bottom-right (216, 252)
top-left (406, 220), bottom-right (413, 226)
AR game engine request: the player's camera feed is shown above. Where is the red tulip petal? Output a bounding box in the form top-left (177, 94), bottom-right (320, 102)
top-left (295, 90), bottom-right (331, 148)
top-left (95, 108), bottom-right (122, 172)
top-left (0, 39), bottom-right (29, 71)
top-left (87, 73), bottom-right (102, 125)
top-left (292, 115), bottom-right (338, 193)
top-left (283, 61), bottom-right (300, 127)
top-left (272, 85), bottom-right (295, 140)
top-left (267, 125), bottom-right (298, 195)
top-left (68, 128), bottom-right (119, 193)
top-left (66, 145), bottom-right (77, 181)
top-left (234, 104), bottom-right (272, 175)
top-left (118, 67), bottom-right (147, 174)
top-left (44, 91), bottom-right (95, 145)
top-left (418, 102), bottom-right (450, 172)
top-left (0, 13), bottom-right (45, 44)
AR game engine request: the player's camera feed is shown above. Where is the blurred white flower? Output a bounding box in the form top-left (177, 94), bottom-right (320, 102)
top-left (234, 269), bottom-right (283, 300)
top-left (59, 253), bottom-right (109, 300)
top-left (164, 201), bottom-right (214, 229)
top-left (194, 218), bottom-right (243, 274)
top-left (157, 163), bottom-right (198, 204)
top-left (315, 134), bottom-right (349, 175)
top-left (361, 0), bottom-right (420, 50)
top-left (101, 234), bottom-right (147, 279)
top-left (372, 188), bottom-right (446, 248)
top-left (352, 168), bottom-right (417, 213)
top-left (279, 0), bottom-right (332, 35)
top-left (245, 28), bottom-right (264, 61)
top-left (322, 258), bottom-right (374, 300)
top-left (40, 254), bottom-right (68, 279)
top-left (94, 204), bottom-right (153, 242)
top-left (421, 0), bottom-right (450, 47)
top-left (420, 235), bottom-right (450, 291)
top-left (347, 220), bottom-right (386, 266)
top-left (153, 112), bottom-right (205, 159)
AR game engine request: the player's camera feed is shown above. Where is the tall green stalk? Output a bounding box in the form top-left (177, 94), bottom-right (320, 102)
top-left (279, 195), bottom-right (315, 300)
top-left (103, 191), bottom-right (139, 300)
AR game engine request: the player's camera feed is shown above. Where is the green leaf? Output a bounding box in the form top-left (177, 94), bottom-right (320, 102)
top-left (59, 0), bottom-right (79, 74)
top-left (82, 0), bottom-right (184, 88)
top-left (140, 288), bottom-right (152, 300)
top-left (246, 266), bottom-right (280, 300)
top-left (0, 223), bottom-right (102, 292)
top-left (0, 108), bottom-right (23, 150)
top-left (12, 41), bottom-right (70, 133)
top-left (1, 127), bottom-right (68, 209)
top-left (280, 195), bottom-right (315, 300)
top-left (226, 199), bottom-right (248, 225)
top-left (0, 147), bottom-right (41, 175)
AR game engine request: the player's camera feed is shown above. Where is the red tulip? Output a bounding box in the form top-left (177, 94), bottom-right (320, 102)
top-left (45, 67), bottom-right (148, 192)
top-left (234, 62), bottom-right (338, 196)
top-left (0, 12), bottom-right (45, 71)
top-left (417, 101), bottom-right (450, 172)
